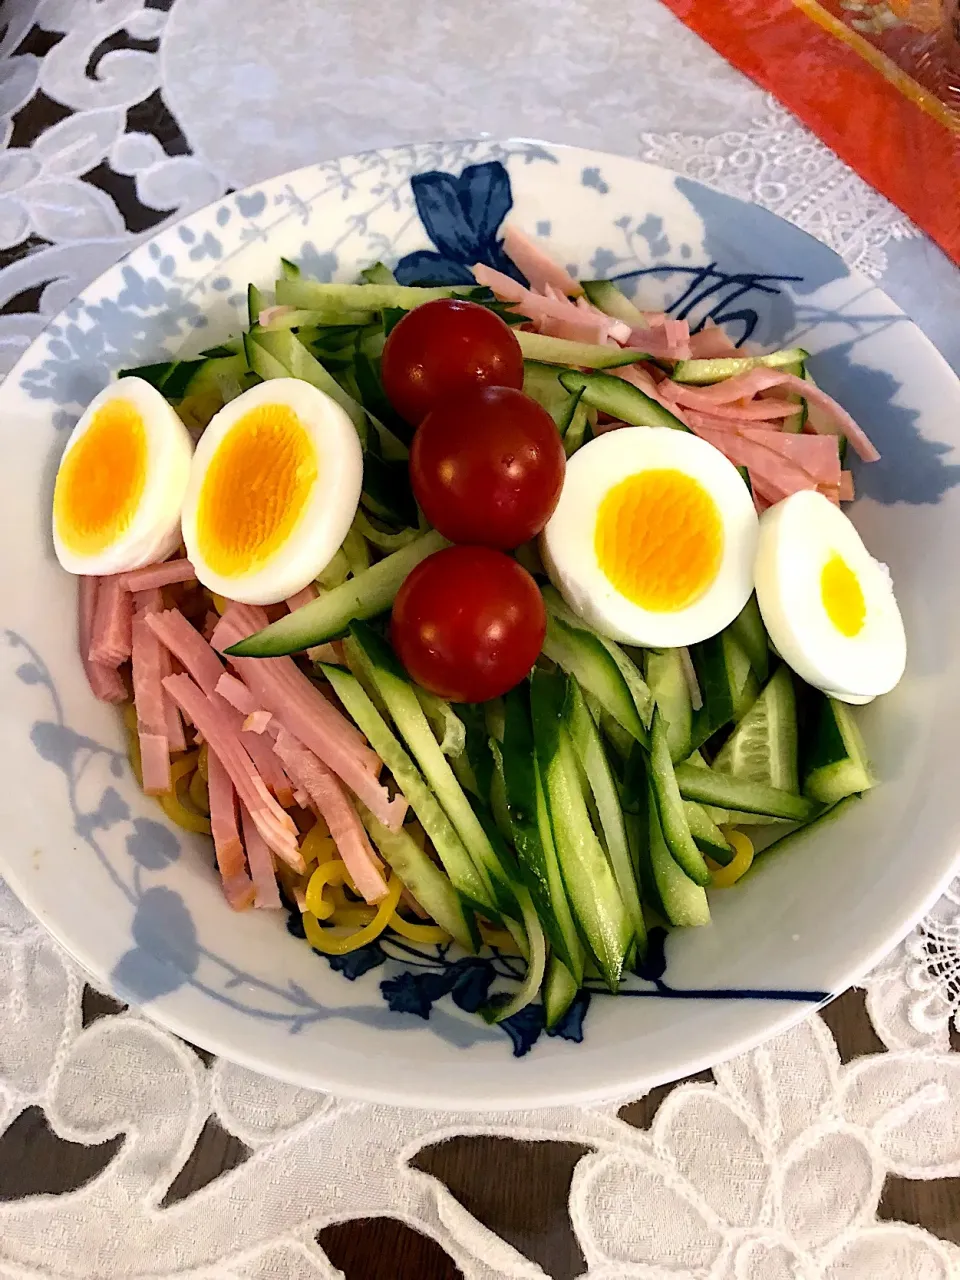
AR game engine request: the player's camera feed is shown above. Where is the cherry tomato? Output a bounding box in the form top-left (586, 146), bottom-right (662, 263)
top-left (381, 298), bottom-right (524, 425)
top-left (410, 385), bottom-right (565, 550)
top-left (391, 546), bottom-right (546, 703)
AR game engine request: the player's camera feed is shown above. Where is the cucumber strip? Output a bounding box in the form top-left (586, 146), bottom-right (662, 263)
top-left (414, 688), bottom-right (465, 758)
top-left (541, 615), bottom-right (648, 746)
top-left (558, 369), bottom-right (687, 431)
top-left (361, 453), bottom-right (418, 529)
top-left (581, 279), bottom-right (646, 327)
top-left (488, 739), bottom-right (513, 843)
top-left (516, 330), bottom-right (649, 368)
top-left (714, 664), bottom-right (799, 795)
top-left (646, 780), bottom-right (711, 927)
top-left (247, 283), bottom-right (267, 328)
top-left (780, 359), bottom-right (807, 433)
top-left (543, 955), bottom-right (579, 1029)
top-left (275, 278), bottom-right (469, 311)
top-left (341, 525), bottom-right (370, 577)
top-left (279, 257), bottom-right (301, 280)
top-left (316, 546), bottom-right (350, 590)
top-left (522, 360), bottom-right (578, 428)
top-left (262, 307), bottom-right (374, 330)
top-left (566, 680), bottom-right (647, 949)
top-left (352, 510), bottom-right (421, 553)
top-left (359, 261), bottom-right (397, 286)
top-left (200, 340), bottom-right (244, 358)
top-left (321, 664), bottom-right (490, 915)
top-left (248, 328), bottom-right (368, 436)
top-left (226, 530), bottom-right (448, 655)
top-left (358, 806), bottom-right (477, 951)
top-left (673, 764), bottom-right (820, 822)
top-left (542, 588), bottom-right (653, 730)
top-left (690, 629), bottom-right (760, 748)
top-left (353, 350), bottom-right (413, 446)
top-left (671, 348), bottom-right (810, 384)
top-left (645, 648), bottom-right (693, 763)
top-left (649, 711), bottom-right (712, 886)
top-left (347, 623), bottom-right (513, 911)
top-left (459, 704), bottom-right (495, 801)
top-left (179, 353), bottom-right (250, 402)
top-left (728, 593), bottom-right (770, 684)
top-left (683, 801), bottom-right (734, 864)
top-left (531, 670), bottom-right (632, 990)
top-left (507, 725), bottom-right (585, 980)
top-left (802, 695), bottom-right (875, 804)
top-left (561, 392), bottom-right (590, 455)
top-left (490, 885), bottom-right (547, 1023)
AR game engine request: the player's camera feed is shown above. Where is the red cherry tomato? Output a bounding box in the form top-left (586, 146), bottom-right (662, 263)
top-left (381, 298), bottom-right (524, 425)
top-left (410, 385), bottom-right (565, 550)
top-left (391, 546), bottom-right (546, 703)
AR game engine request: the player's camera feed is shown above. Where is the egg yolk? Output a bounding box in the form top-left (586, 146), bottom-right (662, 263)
top-left (821, 553), bottom-right (865, 636)
top-left (53, 398), bottom-right (147, 555)
top-left (196, 404), bottom-right (317, 577)
top-left (594, 469), bottom-right (723, 612)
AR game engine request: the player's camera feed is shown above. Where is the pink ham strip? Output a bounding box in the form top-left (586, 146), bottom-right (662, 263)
top-left (738, 429), bottom-right (841, 488)
top-left (683, 408), bottom-right (779, 435)
top-left (502, 224), bottom-right (582, 296)
top-left (307, 640), bottom-right (344, 664)
top-left (273, 728), bottom-right (388, 903)
top-left (78, 578), bottom-right (127, 703)
top-left (669, 397), bottom-right (801, 423)
top-left (258, 304), bottom-right (296, 328)
top-left (690, 421), bottom-right (819, 501)
top-left (240, 803), bottom-right (282, 910)
top-left (207, 752), bottom-right (255, 911)
top-left (212, 607), bottom-right (403, 831)
top-left (286, 584), bottom-right (318, 612)
top-left (216, 672), bottom-right (260, 716)
top-left (472, 264), bottom-right (623, 345)
top-left (163, 673), bottom-right (303, 870)
top-left (611, 364), bottom-right (693, 427)
top-left (539, 312), bottom-right (609, 344)
top-left (146, 608), bottom-right (226, 696)
top-left (687, 321), bottom-right (741, 358)
top-left (665, 369), bottom-right (879, 461)
top-left (89, 576), bottom-right (133, 667)
top-left (134, 589), bottom-right (186, 753)
top-left (839, 471), bottom-right (855, 502)
top-left (119, 559), bottom-right (196, 592)
top-left (244, 710), bottom-right (273, 734)
top-left (131, 613), bottom-right (171, 795)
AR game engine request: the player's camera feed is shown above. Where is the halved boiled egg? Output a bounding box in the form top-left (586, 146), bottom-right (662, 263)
top-left (181, 378), bottom-right (362, 605)
top-left (541, 427), bottom-right (759, 647)
top-left (52, 376), bottom-right (193, 576)
top-left (754, 489), bottom-right (905, 704)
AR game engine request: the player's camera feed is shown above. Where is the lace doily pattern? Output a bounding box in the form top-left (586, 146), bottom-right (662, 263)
top-left (0, 2), bottom-right (957, 1276)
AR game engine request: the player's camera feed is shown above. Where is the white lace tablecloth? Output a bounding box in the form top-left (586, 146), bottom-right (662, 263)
top-left (2, 3), bottom-right (960, 1277)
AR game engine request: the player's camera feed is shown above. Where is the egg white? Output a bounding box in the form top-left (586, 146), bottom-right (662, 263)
top-left (754, 489), bottom-right (906, 703)
top-left (181, 377), bottom-right (363, 605)
top-left (53, 376), bottom-right (194, 577)
top-left (540, 427), bottom-right (759, 647)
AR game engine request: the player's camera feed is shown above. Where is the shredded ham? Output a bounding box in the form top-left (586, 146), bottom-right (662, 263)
top-left (243, 710), bottom-right (273, 734)
top-left (207, 753), bottom-right (255, 910)
top-left (471, 263), bottom-right (627, 346)
top-left (212, 606), bottom-right (405, 831)
top-left (215, 672), bottom-right (260, 717)
top-left (272, 728), bottom-right (388, 904)
top-left (687, 321), bottom-right (741, 359)
top-left (286, 584), bottom-right (318, 612)
top-left (240, 803), bottom-right (282, 910)
top-left (501, 224), bottom-right (582, 296)
top-left (839, 471), bottom-right (855, 502)
top-left (738, 430), bottom-right (841, 489)
top-left (626, 322), bottom-right (692, 361)
top-left (78, 578), bottom-right (127, 703)
top-left (119, 559), bottom-right (197, 592)
top-left (163, 673), bottom-right (303, 870)
top-left (131, 614), bottom-right (170, 795)
top-left (146, 608), bottom-right (226, 696)
top-left (133, 588), bottom-right (186, 753)
top-left (89, 577), bottom-right (132, 668)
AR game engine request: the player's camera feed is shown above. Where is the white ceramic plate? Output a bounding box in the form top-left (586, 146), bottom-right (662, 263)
top-left (2, 140), bottom-right (959, 1109)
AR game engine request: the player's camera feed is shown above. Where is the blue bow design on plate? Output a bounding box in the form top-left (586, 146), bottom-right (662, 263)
top-left (394, 161), bottom-right (526, 287)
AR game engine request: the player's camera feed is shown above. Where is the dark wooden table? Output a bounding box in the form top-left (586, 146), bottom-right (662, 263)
top-left (2, 986), bottom-right (957, 1277)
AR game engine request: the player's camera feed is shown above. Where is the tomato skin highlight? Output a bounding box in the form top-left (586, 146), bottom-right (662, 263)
top-left (410, 385), bottom-right (565, 550)
top-left (381, 299), bottom-right (524, 425)
top-left (391, 546), bottom-right (546, 703)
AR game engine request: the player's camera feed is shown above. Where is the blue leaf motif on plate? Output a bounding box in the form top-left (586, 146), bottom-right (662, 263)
top-left (125, 817), bottom-right (179, 869)
top-left (395, 161), bottom-right (525, 287)
top-left (581, 166), bottom-right (609, 195)
top-left (236, 191), bottom-right (266, 218)
top-left (326, 941), bottom-right (386, 980)
top-left (546, 990), bottom-right (591, 1043)
top-left (112, 887), bottom-right (198, 1002)
top-left (499, 1002), bottom-right (545, 1057)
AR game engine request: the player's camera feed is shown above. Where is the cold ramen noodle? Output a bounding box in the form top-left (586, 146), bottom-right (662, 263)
top-left (53, 225), bottom-right (906, 1029)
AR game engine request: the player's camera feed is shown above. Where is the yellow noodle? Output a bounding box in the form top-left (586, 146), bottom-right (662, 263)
top-left (302, 876), bottom-right (402, 955)
top-left (709, 830), bottom-right (755, 888)
top-left (388, 913), bottom-right (451, 944)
